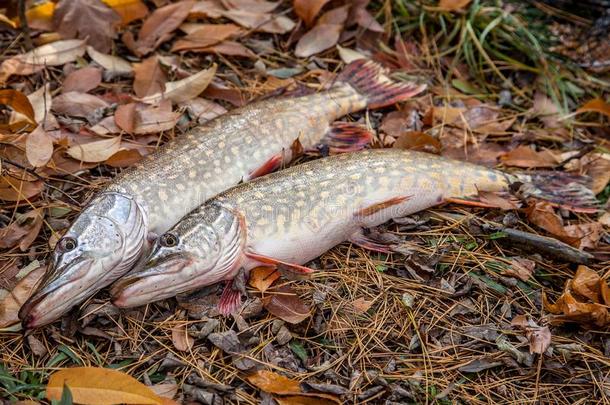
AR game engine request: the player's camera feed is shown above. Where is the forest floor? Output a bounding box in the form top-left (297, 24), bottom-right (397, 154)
top-left (0, 0), bottom-right (609, 404)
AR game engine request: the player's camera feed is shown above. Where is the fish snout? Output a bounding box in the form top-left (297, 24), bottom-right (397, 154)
top-left (19, 289), bottom-right (53, 329)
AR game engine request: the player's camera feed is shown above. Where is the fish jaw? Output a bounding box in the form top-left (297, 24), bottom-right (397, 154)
top-left (111, 252), bottom-right (228, 308)
top-left (19, 257), bottom-right (96, 328)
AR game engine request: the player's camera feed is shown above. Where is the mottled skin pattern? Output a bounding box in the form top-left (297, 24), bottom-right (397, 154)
top-left (112, 149), bottom-right (517, 308)
top-left (106, 84), bottom-right (365, 233)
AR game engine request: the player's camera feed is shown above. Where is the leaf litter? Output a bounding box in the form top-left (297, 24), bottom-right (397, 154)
top-left (0, 0), bottom-right (609, 404)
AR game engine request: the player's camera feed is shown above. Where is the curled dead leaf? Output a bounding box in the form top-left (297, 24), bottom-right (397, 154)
top-left (500, 145), bottom-right (558, 168)
top-left (87, 46), bottom-right (134, 77)
top-left (67, 136), bottom-right (121, 163)
top-left (0, 89), bottom-right (36, 132)
top-left (138, 64), bottom-right (217, 104)
top-left (171, 324), bottom-right (195, 351)
top-left (0, 265), bottom-right (45, 328)
top-left (576, 98), bottom-right (610, 118)
top-left (262, 285), bottom-right (310, 324)
top-left (393, 131), bottom-right (441, 154)
top-left (249, 266), bottom-right (280, 292)
top-left (0, 209), bottom-right (44, 251)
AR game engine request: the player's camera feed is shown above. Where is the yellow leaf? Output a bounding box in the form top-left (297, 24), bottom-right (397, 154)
top-left (438, 0), bottom-right (472, 11)
top-left (24, 1), bottom-right (55, 31)
top-left (102, 0), bottom-right (149, 25)
top-left (249, 266), bottom-right (280, 292)
top-left (0, 12), bottom-right (17, 28)
top-left (576, 98), bottom-right (610, 118)
top-left (46, 367), bottom-right (164, 405)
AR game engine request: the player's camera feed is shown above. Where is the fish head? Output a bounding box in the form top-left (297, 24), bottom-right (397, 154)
top-left (19, 192), bottom-right (147, 328)
top-left (111, 202), bottom-right (244, 307)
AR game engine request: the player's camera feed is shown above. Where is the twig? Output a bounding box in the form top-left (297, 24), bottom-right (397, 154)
top-left (17, 0), bottom-right (33, 50)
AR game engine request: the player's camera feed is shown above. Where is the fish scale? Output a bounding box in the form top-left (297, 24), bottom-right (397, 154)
top-left (20, 60), bottom-right (426, 328)
top-left (111, 148), bottom-right (598, 313)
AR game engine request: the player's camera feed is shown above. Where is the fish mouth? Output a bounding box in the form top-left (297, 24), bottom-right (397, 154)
top-left (111, 253), bottom-right (194, 308)
top-left (19, 257), bottom-right (94, 329)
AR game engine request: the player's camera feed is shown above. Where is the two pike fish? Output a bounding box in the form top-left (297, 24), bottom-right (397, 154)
top-left (112, 149), bottom-right (597, 314)
top-left (20, 60), bottom-right (425, 328)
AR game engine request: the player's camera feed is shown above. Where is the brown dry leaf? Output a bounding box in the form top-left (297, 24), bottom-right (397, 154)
top-left (393, 131), bottom-right (441, 154)
top-left (222, 9), bottom-right (295, 34)
top-left (189, 0), bottom-right (224, 18)
top-left (171, 24), bottom-right (242, 51)
top-left (510, 314), bottom-right (529, 327)
top-left (0, 89), bottom-right (36, 132)
top-left (63, 67), bottom-right (103, 93)
top-left (353, 6), bottom-right (384, 32)
top-left (67, 136), bottom-right (121, 162)
top-left (544, 289), bottom-right (610, 327)
top-left (0, 265), bottom-right (45, 328)
top-left (571, 265), bottom-right (601, 303)
top-left (27, 84), bottom-right (52, 124)
top-left (138, 64), bottom-right (217, 104)
top-left (431, 104), bottom-right (505, 133)
top-left (504, 257), bottom-right (535, 281)
top-left (600, 279), bottom-right (610, 306)
top-left (351, 297), bottom-right (373, 314)
top-left (25, 125), bottom-right (54, 168)
top-left (527, 326), bottom-right (551, 354)
top-left (438, 0), bottom-right (472, 11)
top-left (181, 98), bottom-right (227, 124)
top-left (53, 0), bottom-right (120, 53)
top-left (249, 267), bottom-right (280, 292)
top-left (246, 370), bottom-right (339, 403)
top-left (171, 325), bottom-right (194, 351)
top-left (106, 149), bottom-right (143, 168)
top-left (0, 39), bottom-right (86, 83)
top-left (294, 0), bottom-right (330, 26)
top-left (262, 285), bottom-right (310, 324)
top-left (295, 23), bottom-right (343, 58)
top-left (133, 101), bottom-right (180, 134)
top-left (0, 177), bottom-right (44, 202)
top-left (584, 154), bottom-right (610, 194)
top-left (115, 103), bottom-right (137, 133)
top-left (150, 383), bottom-right (178, 401)
top-left (576, 98), bottom-right (610, 118)
top-left (600, 212), bottom-right (610, 227)
top-left (0, 209), bottom-right (44, 251)
top-left (525, 200), bottom-right (577, 245)
top-left (500, 145), bottom-right (558, 168)
top-left (563, 222), bottom-right (603, 249)
top-left (532, 92), bottom-right (561, 128)
top-left (126, 0), bottom-right (195, 56)
top-left (103, 0), bottom-right (150, 25)
top-left (477, 190), bottom-right (518, 210)
top-left (46, 367), bottom-right (165, 404)
top-left (133, 56), bottom-right (167, 98)
top-left (222, 0), bottom-right (279, 12)
top-left (52, 92), bottom-right (110, 118)
top-left (200, 41), bottom-right (255, 58)
top-left (87, 46), bottom-right (134, 77)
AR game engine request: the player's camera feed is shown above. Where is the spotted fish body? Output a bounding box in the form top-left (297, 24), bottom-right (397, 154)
top-left (20, 60), bottom-right (425, 328)
top-left (111, 149), bottom-right (523, 310)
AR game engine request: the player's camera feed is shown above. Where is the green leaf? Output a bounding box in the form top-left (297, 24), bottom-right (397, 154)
top-left (59, 383), bottom-right (73, 405)
top-left (289, 341), bottom-right (308, 364)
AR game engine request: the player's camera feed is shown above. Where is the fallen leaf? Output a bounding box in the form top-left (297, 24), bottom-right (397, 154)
top-left (525, 200), bottom-right (577, 245)
top-left (571, 265), bottom-right (601, 302)
top-left (526, 326), bottom-right (551, 354)
top-left (181, 98), bottom-right (227, 124)
top-left (127, 0), bottom-right (195, 56)
top-left (262, 285), bottom-right (310, 324)
top-left (133, 56), bottom-right (167, 98)
top-left (477, 190), bottom-right (518, 210)
top-left (63, 67), bottom-right (103, 93)
top-left (46, 367), bottom-right (165, 404)
top-left (249, 267), bottom-right (280, 292)
top-left (25, 0), bottom-right (55, 31)
top-left (544, 289), bottom-right (610, 327)
top-left (27, 84), bottom-right (52, 124)
top-left (53, 0), bottom-right (121, 52)
top-left (510, 314), bottom-right (529, 328)
top-left (150, 383), bottom-right (178, 400)
top-left (503, 258), bottom-right (535, 282)
top-left (222, 0), bottom-right (279, 13)
top-left (563, 222), bottom-right (603, 249)
top-left (103, 0), bottom-right (149, 25)
top-left (532, 92), bottom-right (561, 128)
top-left (393, 131), bottom-right (441, 154)
top-left (351, 297), bottom-right (373, 314)
top-left (0, 176), bottom-right (44, 202)
top-left (67, 136), bottom-right (121, 162)
top-left (222, 9), bottom-right (295, 34)
top-left (0, 89), bottom-right (36, 131)
top-left (576, 98), bottom-right (610, 118)
top-left (500, 145), bottom-right (558, 168)
top-left (584, 154), bottom-right (610, 194)
top-left (106, 149), bottom-right (143, 167)
top-left (600, 211), bottom-right (610, 227)
top-left (133, 101), bottom-right (180, 134)
top-left (189, 0), bottom-right (224, 18)
top-left (0, 265), bottom-right (45, 328)
top-left (275, 396), bottom-right (339, 405)
top-left (171, 23), bottom-right (242, 52)
top-left (198, 41), bottom-right (255, 58)
top-left (295, 23), bottom-right (342, 58)
top-left (353, 7), bottom-right (384, 33)
top-left (115, 103), bottom-right (137, 133)
top-left (90, 116), bottom-right (121, 135)
top-left (246, 370), bottom-right (301, 394)
top-left (171, 325), bottom-right (194, 351)
top-left (138, 64), bottom-right (217, 104)
top-left (438, 0), bottom-right (472, 11)
top-left (294, 0), bottom-right (330, 26)
top-left (26, 125), bottom-right (54, 167)
top-left (87, 46), bottom-right (134, 77)
top-left (336, 45), bottom-right (367, 64)
top-left (52, 92), bottom-right (110, 118)
top-left (0, 209), bottom-right (44, 251)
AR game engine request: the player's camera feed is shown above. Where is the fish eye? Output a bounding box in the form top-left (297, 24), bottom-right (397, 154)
top-left (59, 237), bottom-right (78, 252)
top-left (160, 233), bottom-right (178, 248)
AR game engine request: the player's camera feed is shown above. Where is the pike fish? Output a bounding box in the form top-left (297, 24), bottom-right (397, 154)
top-left (111, 149), bottom-right (597, 313)
top-left (19, 60), bottom-right (425, 328)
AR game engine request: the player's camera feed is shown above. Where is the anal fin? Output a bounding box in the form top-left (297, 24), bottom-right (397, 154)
top-left (355, 195), bottom-right (411, 218)
top-left (349, 229), bottom-right (391, 253)
top-left (218, 280), bottom-right (243, 316)
top-left (320, 121), bottom-right (373, 153)
top-left (245, 251), bottom-right (315, 275)
top-left (248, 154), bottom-right (283, 179)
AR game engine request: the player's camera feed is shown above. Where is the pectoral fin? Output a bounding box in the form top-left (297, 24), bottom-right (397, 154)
top-left (349, 229), bottom-right (392, 253)
top-left (354, 195), bottom-right (411, 218)
top-left (320, 122), bottom-right (373, 153)
top-left (218, 280), bottom-right (243, 316)
top-left (248, 154), bottom-right (283, 179)
top-left (245, 251), bottom-right (315, 275)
